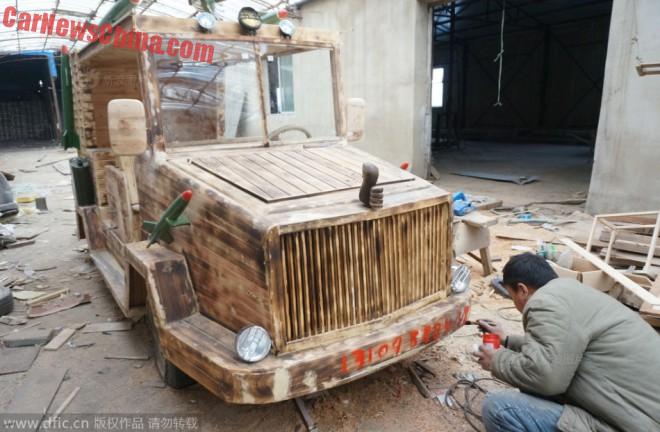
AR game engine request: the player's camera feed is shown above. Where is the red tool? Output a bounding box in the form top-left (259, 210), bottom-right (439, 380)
top-left (482, 333), bottom-right (501, 350)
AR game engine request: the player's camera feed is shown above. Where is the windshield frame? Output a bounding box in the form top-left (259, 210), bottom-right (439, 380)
top-left (145, 35), bottom-right (346, 151)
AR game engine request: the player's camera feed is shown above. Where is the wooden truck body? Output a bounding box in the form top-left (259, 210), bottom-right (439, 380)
top-left (71, 13), bottom-right (470, 404)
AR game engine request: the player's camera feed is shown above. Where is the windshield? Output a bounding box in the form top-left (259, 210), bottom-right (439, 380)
top-left (260, 44), bottom-right (338, 143)
top-left (153, 39), bottom-right (338, 147)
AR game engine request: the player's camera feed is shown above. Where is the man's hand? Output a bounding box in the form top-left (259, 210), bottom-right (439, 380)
top-left (474, 344), bottom-right (496, 371)
top-left (477, 319), bottom-right (506, 341)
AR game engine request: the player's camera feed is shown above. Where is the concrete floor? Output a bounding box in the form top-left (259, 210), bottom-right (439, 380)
top-left (433, 141), bottom-right (593, 205)
top-left (0, 143), bottom-right (591, 431)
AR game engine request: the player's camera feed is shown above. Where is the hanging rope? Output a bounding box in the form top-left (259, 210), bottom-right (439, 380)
top-left (493, 0), bottom-right (506, 107)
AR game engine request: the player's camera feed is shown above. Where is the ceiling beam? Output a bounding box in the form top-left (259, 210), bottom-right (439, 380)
top-left (42, 0), bottom-right (61, 51)
top-left (15, 0), bottom-right (20, 52)
top-left (70, 0), bottom-right (107, 51)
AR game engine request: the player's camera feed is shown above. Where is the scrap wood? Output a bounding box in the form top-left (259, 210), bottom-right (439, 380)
top-left (586, 211), bottom-right (660, 273)
top-left (460, 212), bottom-right (498, 228)
top-left (104, 353), bottom-right (150, 360)
top-left (492, 225), bottom-right (558, 243)
top-left (4, 239), bottom-right (36, 249)
top-left (561, 238), bottom-right (660, 307)
top-left (52, 164), bottom-right (71, 176)
top-left (640, 279), bottom-right (660, 327)
top-left (82, 320), bottom-right (133, 333)
top-left (599, 231), bottom-right (660, 257)
top-left (28, 293), bottom-right (91, 318)
top-left (44, 328), bottom-right (77, 351)
top-left (600, 250), bottom-right (660, 268)
top-left (25, 288), bottom-right (69, 306)
top-left (6, 367), bottom-right (68, 432)
top-left (16, 229), bottom-right (48, 241)
top-left (524, 198), bottom-right (586, 206)
top-left (13, 291), bottom-right (45, 301)
top-left (408, 361), bottom-right (437, 399)
top-left (466, 195), bottom-right (503, 211)
top-left (35, 157), bottom-right (71, 168)
top-left (51, 386), bottom-right (80, 419)
top-left (451, 170), bottom-right (539, 185)
top-left (294, 398), bottom-right (318, 432)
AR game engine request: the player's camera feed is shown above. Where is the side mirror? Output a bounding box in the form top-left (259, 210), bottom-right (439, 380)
top-left (108, 99), bottom-right (148, 156)
top-left (346, 98), bottom-right (365, 142)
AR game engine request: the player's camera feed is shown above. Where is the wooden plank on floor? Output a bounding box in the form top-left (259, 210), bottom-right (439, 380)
top-left (43, 328), bottom-right (76, 351)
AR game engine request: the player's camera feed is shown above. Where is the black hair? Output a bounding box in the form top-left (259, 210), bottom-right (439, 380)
top-left (502, 252), bottom-right (558, 291)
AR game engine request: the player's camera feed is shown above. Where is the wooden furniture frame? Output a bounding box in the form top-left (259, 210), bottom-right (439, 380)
top-left (585, 211), bottom-right (660, 273)
top-left (70, 14), bottom-right (469, 404)
top-left (562, 238), bottom-right (660, 308)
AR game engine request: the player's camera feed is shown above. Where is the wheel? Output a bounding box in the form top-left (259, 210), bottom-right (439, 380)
top-left (0, 285), bottom-right (14, 316)
top-left (146, 306), bottom-right (196, 389)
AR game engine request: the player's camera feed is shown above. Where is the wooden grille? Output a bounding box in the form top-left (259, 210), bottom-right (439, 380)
top-left (278, 203), bottom-right (451, 342)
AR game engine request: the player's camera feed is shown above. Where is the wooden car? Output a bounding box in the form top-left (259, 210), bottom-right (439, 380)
top-left (68, 12), bottom-right (470, 404)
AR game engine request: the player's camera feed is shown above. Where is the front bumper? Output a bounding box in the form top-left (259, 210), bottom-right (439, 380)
top-left (161, 291), bottom-right (471, 404)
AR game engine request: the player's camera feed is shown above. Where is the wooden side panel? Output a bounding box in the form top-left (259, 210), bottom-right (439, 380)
top-left (136, 157), bottom-right (275, 336)
top-left (78, 206), bottom-right (106, 251)
top-left (105, 166), bottom-right (140, 242)
top-left (153, 260), bottom-right (197, 322)
top-left (126, 242), bottom-right (198, 323)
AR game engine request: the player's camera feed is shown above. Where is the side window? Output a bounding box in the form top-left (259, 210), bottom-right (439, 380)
top-left (267, 55), bottom-right (295, 114)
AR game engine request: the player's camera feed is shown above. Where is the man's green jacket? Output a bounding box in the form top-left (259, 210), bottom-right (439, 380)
top-left (492, 278), bottom-right (660, 431)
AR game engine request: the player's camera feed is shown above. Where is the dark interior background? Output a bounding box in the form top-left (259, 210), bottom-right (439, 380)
top-left (0, 54), bottom-right (60, 145)
top-left (432, 0), bottom-right (613, 149)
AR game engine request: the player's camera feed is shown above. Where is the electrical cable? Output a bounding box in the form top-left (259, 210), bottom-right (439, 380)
top-left (444, 377), bottom-right (507, 432)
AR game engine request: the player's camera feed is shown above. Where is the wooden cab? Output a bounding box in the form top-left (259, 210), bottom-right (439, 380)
top-left (71, 13), bottom-right (470, 404)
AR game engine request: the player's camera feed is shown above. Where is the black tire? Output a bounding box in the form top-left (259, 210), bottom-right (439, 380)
top-left (0, 286), bottom-right (14, 316)
top-left (146, 306), bottom-right (196, 389)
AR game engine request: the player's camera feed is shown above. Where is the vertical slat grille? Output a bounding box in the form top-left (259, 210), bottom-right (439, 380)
top-left (279, 203), bottom-right (451, 342)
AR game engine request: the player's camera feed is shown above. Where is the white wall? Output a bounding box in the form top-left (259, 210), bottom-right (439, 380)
top-left (587, 0), bottom-right (660, 213)
top-left (299, 0), bottom-right (433, 177)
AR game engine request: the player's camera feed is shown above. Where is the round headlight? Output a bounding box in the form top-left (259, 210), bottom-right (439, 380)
top-left (235, 325), bottom-right (272, 363)
top-left (196, 12), bottom-right (217, 32)
top-left (279, 19), bottom-right (296, 38)
top-left (238, 7), bottom-right (262, 34)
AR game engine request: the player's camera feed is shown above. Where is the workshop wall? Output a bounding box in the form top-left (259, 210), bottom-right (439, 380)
top-left (588, 0), bottom-right (660, 213)
top-left (299, 0), bottom-right (433, 177)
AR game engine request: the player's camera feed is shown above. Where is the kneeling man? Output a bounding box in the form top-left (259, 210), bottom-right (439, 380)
top-left (475, 252), bottom-right (660, 432)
